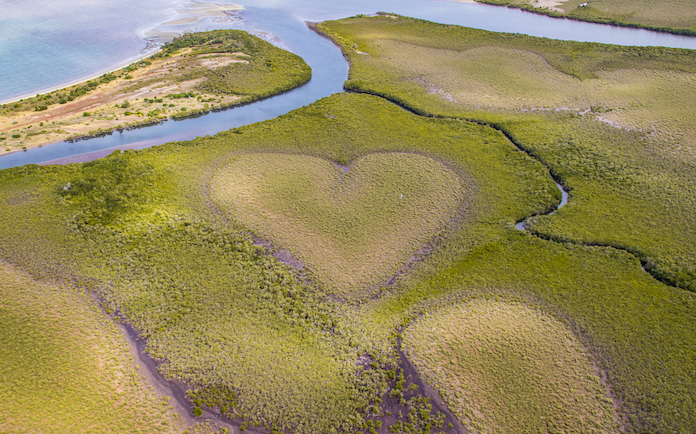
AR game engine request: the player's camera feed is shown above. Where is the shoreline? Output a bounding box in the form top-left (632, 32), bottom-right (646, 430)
top-left (472, 0), bottom-right (696, 37)
top-left (0, 29), bottom-right (312, 163)
top-left (3, 3), bottom-right (694, 107)
top-left (0, 48), bottom-right (164, 106)
top-left (1, 2), bottom-right (246, 106)
top-left (0, 43), bottom-right (250, 154)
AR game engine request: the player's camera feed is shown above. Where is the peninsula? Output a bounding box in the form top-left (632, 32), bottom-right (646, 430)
top-left (0, 30), bottom-right (310, 155)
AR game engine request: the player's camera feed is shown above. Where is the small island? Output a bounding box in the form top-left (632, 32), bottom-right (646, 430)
top-left (0, 30), bottom-right (310, 154)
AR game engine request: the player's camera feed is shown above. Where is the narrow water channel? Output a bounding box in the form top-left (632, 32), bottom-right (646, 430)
top-left (515, 182), bottom-right (569, 231)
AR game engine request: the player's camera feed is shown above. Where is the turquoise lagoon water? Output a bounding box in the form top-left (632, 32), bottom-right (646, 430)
top-left (3, 0), bottom-right (696, 104)
top-left (1, 0), bottom-right (696, 168)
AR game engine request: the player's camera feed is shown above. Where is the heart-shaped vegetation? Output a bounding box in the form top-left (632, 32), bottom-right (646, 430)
top-left (404, 300), bottom-right (619, 432)
top-left (211, 152), bottom-right (466, 292)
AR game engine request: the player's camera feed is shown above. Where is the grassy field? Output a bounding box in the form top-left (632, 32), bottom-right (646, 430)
top-left (403, 300), bottom-right (619, 433)
top-left (359, 230), bottom-right (696, 433)
top-left (0, 30), bottom-right (310, 152)
top-left (211, 152), bottom-right (466, 293)
top-left (315, 14), bottom-right (696, 293)
top-left (1, 14), bottom-right (696, 434)
top-left (314, 15), bottom-right (696, 432)
top-left (1, 89), bottom-right (694, 433)
top-left (0, 262), bottom-right (180, 433)
top-left (473, 0), bottom-right (696, 35)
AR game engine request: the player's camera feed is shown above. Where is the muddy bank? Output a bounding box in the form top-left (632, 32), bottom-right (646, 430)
top-left (120, 321), bottom-right (247, 433)
top-left (389, 336), bottom-right (467, 434)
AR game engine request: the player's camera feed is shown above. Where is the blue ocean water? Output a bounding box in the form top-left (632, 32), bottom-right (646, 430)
top-left (3, 0), bottom-right (696, 105)
top-left (0, 0), bottom-right (188, 102)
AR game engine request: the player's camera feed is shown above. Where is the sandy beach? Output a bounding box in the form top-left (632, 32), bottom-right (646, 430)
top-left (0, 47), bottom-right (249, 154)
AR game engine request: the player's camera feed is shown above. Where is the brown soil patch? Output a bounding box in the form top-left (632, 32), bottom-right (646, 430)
top-left (0, 49), bottom-right (247, 153)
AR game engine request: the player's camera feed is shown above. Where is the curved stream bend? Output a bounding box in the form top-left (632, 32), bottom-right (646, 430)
top-left (515, 181), bottom-right (569, 231)
top-left (350, 88), bottom-right (660, 285)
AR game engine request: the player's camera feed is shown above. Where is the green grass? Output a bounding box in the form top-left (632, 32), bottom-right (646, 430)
top-left (313, 16), bottom-right (696, 432)
top-left (211, 152), bottom-right (466, 293)
top-left (315, 14), bottom-right (696, 293)
top-left (0, 262), bottom-right (180, 433)
top-left (404, 299), bottom-right (619, 433)
top-left (1, 89), bottom-right (694, 433)
top-left (0, 93), bottom-right (557, 433)
top-left (358, 230), bottom-right (696, 433)
top-left (474, 0), bottom-right (696, 35)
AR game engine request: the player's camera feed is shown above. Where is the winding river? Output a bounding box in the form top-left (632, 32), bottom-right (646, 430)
top-left (1, 0), bottom-right (696, 169)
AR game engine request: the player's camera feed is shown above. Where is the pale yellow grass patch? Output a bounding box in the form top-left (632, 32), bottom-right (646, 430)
top-left (0, 262), bottom-right (181, 432)
top-left (403, 300), bottom-right (620, 433)
top-left (373, 40), bottom-right (696, 158)
top-left (211, 152), bottom-right (466, 293)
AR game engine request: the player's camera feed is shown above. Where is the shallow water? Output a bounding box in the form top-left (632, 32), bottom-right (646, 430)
top-left (0, 0), bottom-right (176, 103)
top-left (515, 182), bottom-right (568, 231)
top-left (2, 0), bottom-right (696, 169)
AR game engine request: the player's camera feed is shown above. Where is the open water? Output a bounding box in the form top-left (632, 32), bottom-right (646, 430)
top-left (1, 0), bottom-right (695, 169)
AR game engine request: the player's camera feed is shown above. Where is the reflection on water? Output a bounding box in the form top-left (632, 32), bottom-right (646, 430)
top-left (1, 0), bottom-right (695, 169)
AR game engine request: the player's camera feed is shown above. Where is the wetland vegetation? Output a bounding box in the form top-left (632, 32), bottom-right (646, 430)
top-left (1, 13), bottom-right (696, 434)
top-left (316, 14), bottom-right (696, 293)
top-left (315, 14), bottom-right (696, 432)
top-left (0, 262), bottom-right (181, 433)
top-left (0, 93), bottom-right (560, 433)
top-left (404, 300), bottom-right (620, 433)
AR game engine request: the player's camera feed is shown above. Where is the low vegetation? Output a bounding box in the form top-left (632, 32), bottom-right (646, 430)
top-left (474, 0), bottom-right (696, 35)
top-left (211, 152), bottom-right (466, 293)
top-left (403, 300), bottom-right (619, 433)
top-left (314, 15), bottom-right (696, 432)
top-left (1, 13), bottom-right (696, 434)
top-left (315, 14), bottom-right (696, 293)
top-left (0, 262), bottom-right (180, 433)
top-left (0, 93), bottom-right (558, 432)
top-left (0, 30), bottom-right (310, 152)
